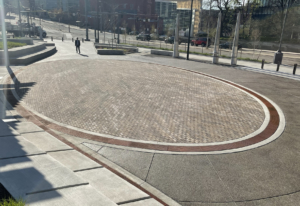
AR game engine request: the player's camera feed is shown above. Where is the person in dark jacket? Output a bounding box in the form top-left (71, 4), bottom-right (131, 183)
top-left (75, 38), bottom-right (80, 53)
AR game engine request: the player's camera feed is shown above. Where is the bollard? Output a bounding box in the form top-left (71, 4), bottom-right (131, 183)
top-left (51, 36), bottom-right (53, 41)
top-left (276, 63), bottom-right (280, 72)
top-left (72, 38), bottom-right (74, 42)
top-left (13, 35), bottom-right (14, 38)
top-left (62, 37), bottom-right (64, 42)
top-left (293, 64), bottom-right (297, 75)
top-left (261, 59), bottom-right (265, 69)
top-left (82, 38), bottom-right (84, 43)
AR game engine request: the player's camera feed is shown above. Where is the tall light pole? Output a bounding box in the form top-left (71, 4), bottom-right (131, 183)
top-left (0, 0), bottom-right (9, 67)
top-left (85, 0), bottom-right (89, 41)
top-left (186, 0), bottom-right (194, 60)
top-left (206, 0), bottom-right (212, 49)
top-left (17, 0), bottom-right (23, 36)
top-left (156, 15), bottom-right (159, 37)
top-left (278, 0), bottom-right (290, 51)
top-left (273, 0), bottom-right (290, 64)
top-left (96, 0), bottom-right (100, 42)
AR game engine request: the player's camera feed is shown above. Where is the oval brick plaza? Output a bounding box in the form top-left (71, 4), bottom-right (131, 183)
top-left (12, 59), bottom-right (284, 153)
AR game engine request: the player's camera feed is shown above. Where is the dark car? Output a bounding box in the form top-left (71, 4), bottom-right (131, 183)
top-left (136, 34), bottom-right (151, 41)
top-left (164, 36), bottom-right (182, 44)
top-left (191, 37), bottom-right (211, 47)
top-left (219, 42), bottom-right (242, 50)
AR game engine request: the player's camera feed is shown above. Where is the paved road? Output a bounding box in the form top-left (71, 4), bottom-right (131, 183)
top-left (5, 39), bottom-right (300, 205)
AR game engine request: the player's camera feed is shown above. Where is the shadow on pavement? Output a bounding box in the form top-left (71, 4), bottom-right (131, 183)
top-left (79, 54), bottom-right (89, 57)
top-left (0, 66), bottom-right (61, 203)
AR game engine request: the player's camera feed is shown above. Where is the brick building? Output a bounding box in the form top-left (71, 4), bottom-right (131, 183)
top-left (78, 0), bottom-right (160, 34)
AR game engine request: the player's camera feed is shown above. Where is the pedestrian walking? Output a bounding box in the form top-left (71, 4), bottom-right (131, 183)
top-left (75, 37), bottom-right (81, 53)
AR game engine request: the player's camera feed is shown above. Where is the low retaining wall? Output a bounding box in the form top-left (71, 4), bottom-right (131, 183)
top-left (0, 43), bottom-right (46, 59)
top-left (97, 49), bottom-right (124, 55)
top-left (95, 43), bottom-right (139, 53)
top-left (10, 46), bottom-right (57, 65)
top-left (151, 50), bottom-right (173, 56)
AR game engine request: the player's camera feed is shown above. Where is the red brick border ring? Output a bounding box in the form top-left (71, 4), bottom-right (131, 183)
top-left (6, 63), bottom-right (285, 154)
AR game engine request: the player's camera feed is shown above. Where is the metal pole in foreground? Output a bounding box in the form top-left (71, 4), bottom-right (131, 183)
top-left (0, 0), bottom-right (9, 67)
top-left (85, 0), bottom-right (89, 41)
top-left (186, 0), bottom-right (194, 60)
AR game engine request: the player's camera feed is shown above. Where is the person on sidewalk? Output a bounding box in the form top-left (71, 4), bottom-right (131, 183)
top-left (75, 38), bottom-right (81, 54)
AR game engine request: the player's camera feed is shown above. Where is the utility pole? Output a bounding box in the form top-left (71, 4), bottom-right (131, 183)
top-left (0, 0), bottom-right (9, 67)
top-left (97, 0), bottom-right (100, 42)
top-left (156, 16), bottom-right (159, 37)
top-left (278, 0), bottom-right (290, 51)
top-left (117, 13), bottom-right (120, 44)
top-left (186, 0), bottom-right (194, 60)
top-left (85, 0), bottom-right (89, 41)
top-left (17, 0), bottom-right (23, 36)
top-left (206, 0), bottom-right (212, 49)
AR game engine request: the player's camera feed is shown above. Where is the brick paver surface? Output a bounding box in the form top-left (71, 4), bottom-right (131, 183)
top-left (15, 59), bottom-right (265, 143)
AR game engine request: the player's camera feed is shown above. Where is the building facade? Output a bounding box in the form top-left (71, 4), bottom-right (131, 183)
top-left (154, 0), bottom-right (201, 36)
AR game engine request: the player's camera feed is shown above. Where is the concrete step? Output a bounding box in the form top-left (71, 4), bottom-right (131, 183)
top-left (9, 46), bottom-right (57, 65)
top-left (0, 120), bottom-right (162, 205)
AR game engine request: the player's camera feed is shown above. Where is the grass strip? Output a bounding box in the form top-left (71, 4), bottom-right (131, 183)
top-left (0, 42), bottom-right (26, 50)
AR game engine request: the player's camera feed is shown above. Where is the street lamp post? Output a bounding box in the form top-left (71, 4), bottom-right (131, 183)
top-left (85, 0), bottom-right (89, 41)
top-left (186, 0), bottom-right (194, 60)
top-left (17, 0), bottom-right (23, 36)
top-left (273, 0), bottom-right (290, 64)
top-left (156, 15), bottom-right (159, 37)
top-left (96, 0), bottom-right (100, 42)
top-left (0, 0), bottom-right (9, 67)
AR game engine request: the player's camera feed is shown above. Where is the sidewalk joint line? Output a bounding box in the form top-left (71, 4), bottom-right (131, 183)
top-left (117, 196), bottom-right (151, 205)
top-left (73, 166), bottom-right (104, 172)
top-left (206, 155), bottom-right (238, 206)
top-left (145, 153), bottom-right (155, 182)
top-left (25, 183), bottom-right (89, 195)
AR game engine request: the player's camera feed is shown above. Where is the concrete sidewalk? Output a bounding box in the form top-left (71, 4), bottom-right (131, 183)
top-left (177, 51), bottom-right (300, 81)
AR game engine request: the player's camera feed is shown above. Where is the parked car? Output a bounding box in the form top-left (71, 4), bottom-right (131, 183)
top-left (158, 35), bottom-right (168, 41)
top-left (191, 37), bottom-right (211, 47)
top-left (136, 33), bottom-right (151, 41)
top-left (150, 33), bottom-right (158, 40)
top-left (164, 36), bottom-right (182, 44)
top-left (219, 42), bottom-right (242, 50)
top-left (129, 31), bottom-right (138, 35)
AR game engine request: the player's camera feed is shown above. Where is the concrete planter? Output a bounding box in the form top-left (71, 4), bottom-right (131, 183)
top-left (97, 49), bottom-right (125, 55)
top-left (151, 50), bottom-right (173, 56)
top-left (0, 43), bottom-right (46, 59)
